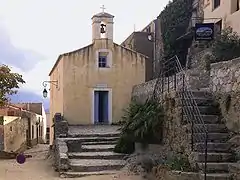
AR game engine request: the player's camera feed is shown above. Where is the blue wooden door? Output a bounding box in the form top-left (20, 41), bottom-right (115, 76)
top-left (94, 91), bottom-right (99, 124)
top-left (102, 91), bottom-right (109, 123)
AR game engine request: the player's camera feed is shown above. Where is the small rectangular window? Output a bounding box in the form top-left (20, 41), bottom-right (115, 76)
top-left (231, 0), bottom-right (239, 13)
top-left (213, 0), bottom-right (220, 9)
top-left (236, 0), bottom-right (240, 11)
top-left (98, 51), bottom-right (110, 68)
top-left (215, 20), bottom-right (222, 33)
top-left (99, 56), bottom-right (107, 67)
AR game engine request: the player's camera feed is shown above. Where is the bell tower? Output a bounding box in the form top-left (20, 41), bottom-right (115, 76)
top-left (92, 5), bottom-right (114, 42)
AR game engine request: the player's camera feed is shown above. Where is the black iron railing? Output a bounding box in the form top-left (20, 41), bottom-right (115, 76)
top-left (151, 55), bottom-right (208, 179)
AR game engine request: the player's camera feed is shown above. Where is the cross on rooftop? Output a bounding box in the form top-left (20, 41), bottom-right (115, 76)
top-left (100, 5), bottom-right (106, 12)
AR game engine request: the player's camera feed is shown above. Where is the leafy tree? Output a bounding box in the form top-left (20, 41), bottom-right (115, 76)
top-left (159, 0), bottom-right (194, 61)
top-left (212, 27), bottom-right (240, 62)
top-left (0, 64), bottom-right (25, 106)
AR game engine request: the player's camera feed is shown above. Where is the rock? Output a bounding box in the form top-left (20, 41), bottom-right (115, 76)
top-left (123, 152), bottom-right (165, 177)
top-left (188, 152), bottom-right (198, 171)
top-left (229, 163), bottom-right (240, 180)
top-left (229, 135), bottom-right (240, 147)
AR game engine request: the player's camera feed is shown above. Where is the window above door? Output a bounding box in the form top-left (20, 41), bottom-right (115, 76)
top-left (96, 49), bottom-right (112, 69)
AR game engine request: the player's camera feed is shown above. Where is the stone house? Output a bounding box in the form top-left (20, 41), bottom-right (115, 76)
top-left (203, 0), bottom-right (240, 33)
top-left (14, 103), bottom-right (47, 143)
top-left (121, 31), bottom-right (153, 81)
top-left (121, 19), bottom-right (164, 80)
top-left (48, 10), bottom-right (147, 145)
top-left (0, 104), bottom-right (46, 152)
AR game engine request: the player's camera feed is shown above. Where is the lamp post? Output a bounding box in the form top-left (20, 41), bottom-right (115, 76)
top-left (42, 80), bottom-right (58, 98)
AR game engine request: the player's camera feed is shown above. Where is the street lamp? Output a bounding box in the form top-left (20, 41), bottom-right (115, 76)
top-left (147, 32), bottom-right (157, 78)
top-left (148, 33), bottom-right (154, 41)
top-left (42, 80), bottom-right (58, 98)
top-left (43, 88), bottom-right (48, 98)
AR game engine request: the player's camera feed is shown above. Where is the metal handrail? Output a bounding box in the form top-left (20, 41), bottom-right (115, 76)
top-left (151, 55), bottom-right (208, 179)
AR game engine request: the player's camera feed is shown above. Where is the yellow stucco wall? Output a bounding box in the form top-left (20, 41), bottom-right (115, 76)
top-left (49, 58), bottom-right (64, 145)
top-left (204, 0), bottom-right (240, 33)
top-left (49, 39), bottom-right (146, 126)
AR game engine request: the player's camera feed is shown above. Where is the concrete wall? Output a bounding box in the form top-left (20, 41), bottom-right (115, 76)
top-left (50, 39), bottom-right (146, 126)
top-left (204, 0), bottom-right (240, 33)
top-left (3, 116), bottom-right (28, 152)
top-left (210, 57), bottom-right (240, 133)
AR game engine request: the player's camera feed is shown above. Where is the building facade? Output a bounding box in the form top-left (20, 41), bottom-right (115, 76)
top-left (204, 0), bottom-right (240, 33)
top-left (121, 19), bottom-right (164, 79)
top-left (49, 10), bottom-right (146, 144)
top-left (0, 104), bottom-right (46, 152)
top-left (14, 103), bottom-right (47, 144)
top-left (121, 31), bottom-right (153, 81)
top-left (45, 111), bottom-right (50, 144)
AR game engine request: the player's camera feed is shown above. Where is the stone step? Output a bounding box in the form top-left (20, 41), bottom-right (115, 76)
top-left (82, 141), bottom-right (117, 145)
top-left (195, 152), bottom-right (233, 162)
top-left (183, 106), bottom-right (220, 115)
top-left (183, 115), bottom-right (220, 124)
top-left (192, 133), bottom-right (229, 143)
top-left (63, 136), bottom-right (120, 143)
top-left (197, 162), bottom-right (235, 173)
top-left (199, 173), bottom-right (233, 180)
top-left (193, 142), bottom-right (231, 152)
top-left (179, 91), bottom-right (213, 99)
top-left (180, 98), bottom-right (215, 106)
top-left (68, 152), bottom-right (126, 160)
top-left (69, 159), bottom-right (125, 172)
top-left (60, 170), bottom-right (118, 178)
top-left (68, 133), bottom-right (120, 138)
top-left (81, 144), bottom-right (115, 152)
top-left (188, 124), bottom-right (228, 133)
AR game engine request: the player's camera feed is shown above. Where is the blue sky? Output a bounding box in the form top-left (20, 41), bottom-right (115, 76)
top-left (0, 0), bottom-right (169, 105)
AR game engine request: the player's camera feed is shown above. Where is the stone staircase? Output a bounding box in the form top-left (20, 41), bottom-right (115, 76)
top-left (60, 126), bottom-right (126, 178)
top-left (181, 90), bottom-right (237, 180)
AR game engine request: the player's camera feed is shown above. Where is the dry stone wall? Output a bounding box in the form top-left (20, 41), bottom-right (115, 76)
top-left (132, 56), bottom-right (240, 134)
top-left (210, 57), bottom-right (240, 133)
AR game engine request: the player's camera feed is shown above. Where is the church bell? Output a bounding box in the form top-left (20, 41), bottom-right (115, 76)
top-left (100, 24), bottom-right (106, 33)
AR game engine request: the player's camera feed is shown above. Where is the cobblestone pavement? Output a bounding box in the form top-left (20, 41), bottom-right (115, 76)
top-left (0, 144), bottom-right (141, 180)
top-left (68, 125), bottom-right (121, 136)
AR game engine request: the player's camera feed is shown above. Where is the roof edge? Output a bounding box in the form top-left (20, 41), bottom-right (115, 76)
top-left (49, 44), bottom-right (93, 76)
top-left (114, 42), bottom-right (149, 59)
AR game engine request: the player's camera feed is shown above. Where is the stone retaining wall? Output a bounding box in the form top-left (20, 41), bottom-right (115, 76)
top-left (54, 138), bottom-right (69, 172)
top-left (132, 72), bottom-right (189, 104)
top-left (132, 57), bottom-right (240, 133)
top-left (133, 91), bottom-right (191, 161)
top-left (53, 113), bottom-right (69, 172)
top-left (210, 57), bottom-right (240, 133)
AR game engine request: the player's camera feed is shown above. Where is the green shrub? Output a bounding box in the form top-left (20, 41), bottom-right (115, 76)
top-left (165, 153), bottom-right (192, 172)
top-left (0, 116), bottom-right (3, 125)
top-left (121, 99), bottom-right (164, 144)
top-left (212, 27), bottom-right (240, 62)
top-left (159, 0), bottom-right (193, 61)
top-left (114, 99), bottom-right (164, 154)
top-left (113, 133), bottom-right (135, 154)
